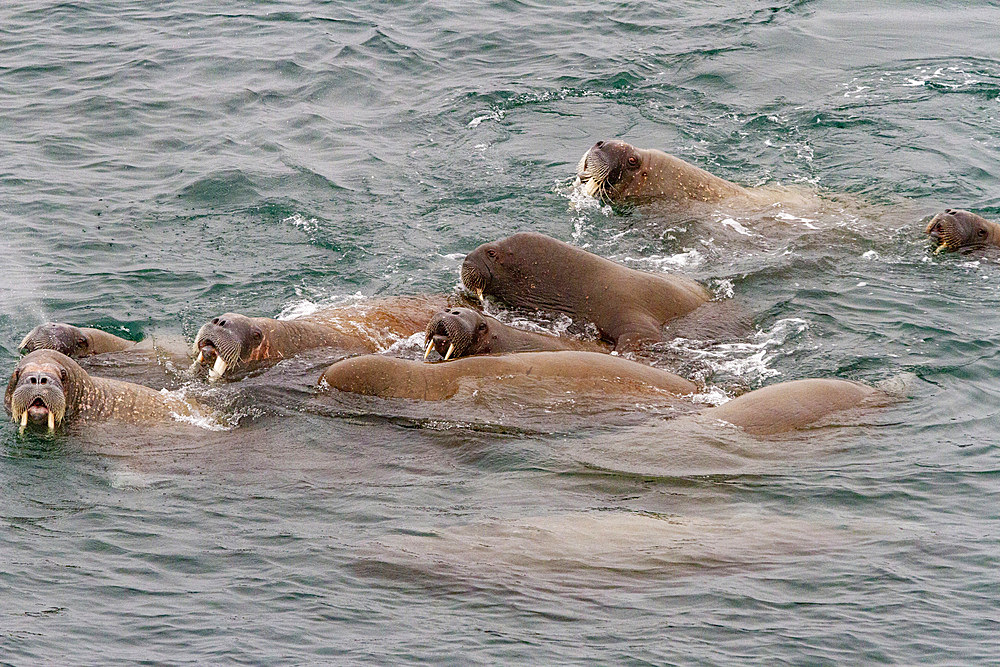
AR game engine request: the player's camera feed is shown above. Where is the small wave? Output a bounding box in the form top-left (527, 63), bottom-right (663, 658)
top-left (664, 317), bottom-right (811, 386)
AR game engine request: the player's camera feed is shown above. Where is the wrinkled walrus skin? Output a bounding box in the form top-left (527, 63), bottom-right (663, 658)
top-left (6, 349), bottom-right (195, 433)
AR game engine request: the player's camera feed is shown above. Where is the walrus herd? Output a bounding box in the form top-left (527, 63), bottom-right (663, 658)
top-left (6, 139), bottom-right (982, 437)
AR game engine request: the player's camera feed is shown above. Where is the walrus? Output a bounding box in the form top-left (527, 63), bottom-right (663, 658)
top-left (320, 351), bottom-right (697, 400)
top-left (422, 307), bottom-right (608, 360)
top-left (5, 350), bottom-right (196, 433)
top-left (702, 378), bottom-right (888, 436)
top-left (924, 208), bottom-right (1000, 253)
top-left (460, 232), bottom-right (710, 351)
top-left (18, 322), bottom-right (136, 357)
top-left (193, 295), bottom-right (452, 382)
top-left (574, 139), bottom-right (811, 208)
top-left (321, 353), bottom-right (887, 435)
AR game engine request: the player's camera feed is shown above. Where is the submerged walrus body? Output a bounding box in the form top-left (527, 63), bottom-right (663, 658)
top-left (703, 378), bottom-right (885, 436)
top-left (321, 352), bottom-right (886, 436)
top-left (193, 295), bottom-right (452, 382)
top-left (422, 307), bottom-right (608, 360)
top-left (5, 350), bottom-right (196, 433)
top-left (320, 351), bottom-right (697, 401)
top-left (460, 232), bottom-right (709, 352)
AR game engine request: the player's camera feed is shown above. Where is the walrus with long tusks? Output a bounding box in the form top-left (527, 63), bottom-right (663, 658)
top-left (18, 322), bottom-right (136, 357)
top-left (320, 351), bottom-right (697, 401)
top-left (422, 307), bottom-right (608, 361)
top-left (193, 295), bottom-right (454, 382)
top-left (575, 139), bottom-right (810, 208)
top-left (5, 350), bottom-right (198, 433)
top-left (460, 232), bottom-right (710, 352)
top-left (924, 208), bottom-right (1000, 253)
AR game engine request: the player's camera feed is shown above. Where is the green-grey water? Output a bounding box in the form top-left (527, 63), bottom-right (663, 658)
top-left (2, 1), bottom-right (999, 663)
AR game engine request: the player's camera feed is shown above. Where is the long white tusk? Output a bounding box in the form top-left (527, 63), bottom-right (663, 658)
top-left (208, 357), bottom-right (228, 382)
top-left (423, 340), bottom-right (434, 360)
top-left (444, 343), bottom-right (455, 361)
top-left (196, 350), bottom-right (205, 364)
top-left (19, 411), bottom-right (27, 434)
top-left (476, 288), bottom-right (484, 302)
top-left (934, 244), bottom-right (947, 255)
top-left (47, 412), bottom-right (55, 432)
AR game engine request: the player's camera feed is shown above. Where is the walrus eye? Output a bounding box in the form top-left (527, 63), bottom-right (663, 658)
top-left (477, 323), bottom-right (487, 331)
top-left (486, 249), bottom-right (498, 259)
top-left (250, 327), bottom-right (263, 343)
top-left (76, 337), bottom-right (88, 350)
top-left (60, 368), bottom-right (68, 382)
top-left (978, 229), bottom-right (988, 239)
top-left (627, 156), bottom-right (640, 169)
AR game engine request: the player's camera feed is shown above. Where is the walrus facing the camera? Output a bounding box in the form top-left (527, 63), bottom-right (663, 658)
top-left (320, 351), bottom-right (697, 400)
top-left (422, 307), bottom-right (608, 360)
top-left (5, 350), bottom-right (195, 433)
top-left (193, 295), bottom-right (452, 382)
top-left (925, 208), bottom-right (1000, 253)
top-left (18, 323), bottom-right (136, 358)
top-left (460, 232), bottom-right (709, 352)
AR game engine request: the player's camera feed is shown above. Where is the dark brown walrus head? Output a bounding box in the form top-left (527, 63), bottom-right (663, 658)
top-left (18, 323), bottom-right (90, 357)
top-left (423, 308), bottom-right (491, 361)
top-left (192, 313), bottom-right (264, 382)
top-left (5, 350), bottom-right (80, 433)
top-left (575, 140), bottom-right (646, 202)
top-left (925, 209), bottom-right (1000, 253)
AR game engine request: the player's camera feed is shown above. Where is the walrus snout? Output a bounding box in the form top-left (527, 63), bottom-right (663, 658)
top-left (7, 357), bottom-right (69, 432)
top-left (193, 312), bottom-right (263, 381)
top-left (423, 309), bottom-right (475, 361)
top-left (925, 209), bottom-right (996, 253)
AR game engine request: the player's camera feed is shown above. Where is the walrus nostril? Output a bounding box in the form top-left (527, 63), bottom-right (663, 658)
top-left (945, 209), bottom-right (955, 214)
top-left (595, 141), bottom-right (604, 149)
top-left (218, 319), bottom-right (227, 327)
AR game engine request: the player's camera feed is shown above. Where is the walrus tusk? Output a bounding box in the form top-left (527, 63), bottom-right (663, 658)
top-left (444, 343), bottom-right (455, 361)
top-left (934, 244), bottom-right (948, 255)
top-left (19, 411), bottom-right (27, 434)
top-left (423, 340), bottom-right (433, 360)
top-left (476, 288), bottom-right (484, 303)
top-left (196, 350), bottom-right (205, 364)
top-left (47, 412), bottom-right (55, 432)
top-left (208, 357), bottom-right (228, 382)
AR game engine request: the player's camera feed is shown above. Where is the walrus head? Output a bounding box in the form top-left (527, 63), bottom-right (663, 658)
top-left (575, 140), bottom-right (646, 202)
top-left (5, 350), bottom-right (79, 433)
top-left (423, 308), bottom-right (491, 361)
top-left (18, 323), bottom-right (90, 357)
top-left (925, 209), bottom-right (1000, 253)
top-left (462, 233), bottom-right (581, 312)
top-left (192, 313), bottom-right (264, 382)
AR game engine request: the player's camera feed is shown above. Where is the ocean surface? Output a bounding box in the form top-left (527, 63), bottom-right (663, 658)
top-left (2, 0), bottom-right (999, 663)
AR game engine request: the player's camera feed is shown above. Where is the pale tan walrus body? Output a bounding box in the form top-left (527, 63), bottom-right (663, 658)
top-left (321, 352), bottom-right (887, 436)
top-left (193, 295), bottom-right (454, 382)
